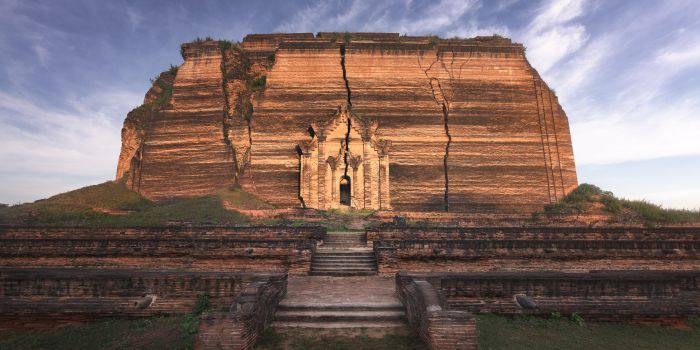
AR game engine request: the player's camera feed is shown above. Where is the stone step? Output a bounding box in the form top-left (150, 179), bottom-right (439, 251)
top-left (272, 320), bottom-right (406, 329)
top-left (313, 255), bottom-right (375, 259)
top-left (312, 259), bottom-right (376, 264)
top-left (312, 262), bottom-right (376, 266)
top-left (309, 271), bottom-right (377, 276)
top-left (311, 267), bottom-right (376, 272)
top-left (275, 310), bottom-right (405, 322)
top-left (278, 302), bottom-right (404, 311)
top-left (314, 250), bottom-right (374, 257)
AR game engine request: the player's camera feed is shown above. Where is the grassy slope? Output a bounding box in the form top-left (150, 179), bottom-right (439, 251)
top-left (0, 181), bottom-right (268, 227)
top-left (0, 316), bottom-right (196, 350)
top-left (477, 314), bottom-right (700, 350)
top-left (537, 183), bottom-right (700, 225)
top-left (2, 316), bottom-right (698, 350)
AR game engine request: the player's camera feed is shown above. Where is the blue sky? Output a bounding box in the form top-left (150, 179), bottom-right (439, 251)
top-left (1, 0), bottom-right (699, 209)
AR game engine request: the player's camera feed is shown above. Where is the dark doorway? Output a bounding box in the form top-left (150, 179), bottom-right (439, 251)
top-left (339, 176), bottom-right (351, 206)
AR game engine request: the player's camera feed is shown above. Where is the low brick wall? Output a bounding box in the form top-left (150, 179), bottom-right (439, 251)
top-left (372, 226), bottom-right (700, 274)
top-left (0, 226), bottom-right (324, 274)
top-left (196, 277), bottom-right (287, 350)
top-left (397, 270), bottom-right (700, 322)
top-left (0, 267), bottom-right (285, 329)
top-left (397, 277), bottom-right (477, 350)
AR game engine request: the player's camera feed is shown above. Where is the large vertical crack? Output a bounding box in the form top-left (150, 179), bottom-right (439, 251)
top-left (419, 54), bottom-right (451, 211)
top-left (418, 44), bottom-right (470, 212)
top-left (340, 43), bottom-right (352, 179)
top-left (340, 44), bottom-right (352, 107)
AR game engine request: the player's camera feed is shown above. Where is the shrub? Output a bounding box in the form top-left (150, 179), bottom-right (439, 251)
top-left (181, 293), bottom-right (211, 335)
top-left (250, 76), bottom-right (266, 91)
top-left (570, 312), bottom-right (585, 326)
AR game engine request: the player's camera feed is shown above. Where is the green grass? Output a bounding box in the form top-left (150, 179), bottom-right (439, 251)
top-left (0, 181), bottom-right (249, 227)
top-left (477, 314), bottom-right (700, 350)
top-left (254, 328), bottom-right (427, 350)
top-left (0, 316), bottom-right (196, 350)
top-left (538, 183), bottom-right (700, 225)
top-left (217, 186), bottom-right (276, 210)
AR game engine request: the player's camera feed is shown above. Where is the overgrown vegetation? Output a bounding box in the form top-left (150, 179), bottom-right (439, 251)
top-left (250, 76), bottom-right (266, 91)
top-left (477, 314), bottom-right (700, 350)
top-left (536, 183), bottom-right (700, 225)
top-left (0, 316), bottom-right (197, 350)
top-left (181, 294), bottom-right (210, 335)
top-left (0, 181), bottom-right (251, 227)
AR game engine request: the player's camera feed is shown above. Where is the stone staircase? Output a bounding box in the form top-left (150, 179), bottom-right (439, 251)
top-left (310, 231), bottom-right (377, 276)
top-left (274, 302), bottom-right (406, 328)
top-left (272, 276), bottom-right (407, 329)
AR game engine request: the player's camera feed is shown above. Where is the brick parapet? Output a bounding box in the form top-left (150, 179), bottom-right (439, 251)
top-left (372, 226), bottom-right (700, 274)
top-left (195, 274), bottom-right (287, 350)
top-left (397, 276), bottom-right (477, 350)
top-left (0, 226), bottom-right (324, 274)
top-left (0, 268), bottom-right (284, 320)
top-left (398, 270), bottom-right (700, 321)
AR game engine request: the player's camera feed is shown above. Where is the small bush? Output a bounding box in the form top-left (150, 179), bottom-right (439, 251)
top-left (570, 312), bottom-right (585, 326)
top-left (182, 293), bottom-right (211, 335)
top-left (250, 76), bottom-right (266, 91)
top-left (168, 64), bottom-right (178, 76)
top-left (218, 39), bottom-right (233, 51)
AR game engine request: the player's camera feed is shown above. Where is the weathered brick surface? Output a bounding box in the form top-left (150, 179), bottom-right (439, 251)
top-left (0, 267), bottom-right (284, 324)
top-left (397, 271), bottom-right (700, 321)
top-left (398, 278), bottom-right (477, 350)
top-left (371, 226), bottom-right (700, 274)
top-left (0, 226), bottom-right (324, 274)
top-left (118, 33), bottom-right (578, 213)
top-left (196, 277), bottom-right (287, 350)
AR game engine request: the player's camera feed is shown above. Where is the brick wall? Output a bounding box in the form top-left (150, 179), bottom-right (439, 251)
top-left (0, 267), bottom-right (285, 328)
top-left (397, 277), bottom-right (477, 350)
top-left (371, 226), bottom-right (700, 274)
top-left (0, 226), bottom-right (324, 274)
top-left (397, 270), bottom-right (700, 322)
top-left (196, 276), bottom-right (287, 350)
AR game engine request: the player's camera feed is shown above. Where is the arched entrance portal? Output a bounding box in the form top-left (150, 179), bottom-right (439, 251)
top-left (339, 176), bottom-right (351, 206)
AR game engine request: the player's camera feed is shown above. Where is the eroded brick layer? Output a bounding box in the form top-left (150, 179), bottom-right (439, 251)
top-left (0, 226), bottom-right (324, 274)
top-left (119, 33), bottom-right (578, 212)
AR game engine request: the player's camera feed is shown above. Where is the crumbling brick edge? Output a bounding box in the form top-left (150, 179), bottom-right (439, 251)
top-left (396, 273), bottom-right (478, 350)
top-left (195, 272), bottom-right (287, 350)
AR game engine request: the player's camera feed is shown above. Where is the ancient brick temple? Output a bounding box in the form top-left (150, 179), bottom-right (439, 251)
top-left (117, 33), bottom-right (578, 213)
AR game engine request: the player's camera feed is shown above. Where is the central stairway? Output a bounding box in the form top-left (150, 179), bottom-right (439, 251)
top-left (273, 276), bottom-right (406, 329)
top-left (272, 232), bottom-right (405, 329)
top-left (310, 231), bottom-right (377, 276)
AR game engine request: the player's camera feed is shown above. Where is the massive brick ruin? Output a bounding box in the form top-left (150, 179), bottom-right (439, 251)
top-left (117, 32), bottom-right (577, 213)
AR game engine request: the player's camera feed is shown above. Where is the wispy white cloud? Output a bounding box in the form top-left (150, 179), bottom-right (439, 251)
top-left (519, 0), bottom-right (589, 73)
top-left (275, 0), bottom-right (481, 35)
top-left (571, 96), bottom-right (700, 165)
top-left (0, 90), bottom-right (140, 203)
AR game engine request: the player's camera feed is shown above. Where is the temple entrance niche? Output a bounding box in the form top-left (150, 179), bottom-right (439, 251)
top-left (339, 176), bottom-right (351, 206)
top-left (297, 104), bottom-right (391, 210)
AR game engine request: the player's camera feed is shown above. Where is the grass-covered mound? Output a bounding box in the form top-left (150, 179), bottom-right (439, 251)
top-left (0, 181), bottom-right (262, 227)
top-left (536, 183), bottom-right (700, 225)
top-left (477, 314), bottom-right (700, 350)
top-left (217, 186), bottom-right (276, 210)
top-left (0, 316), bottom-right (196, 350)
